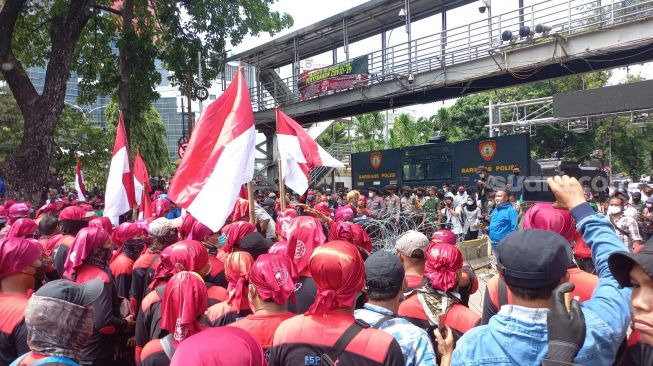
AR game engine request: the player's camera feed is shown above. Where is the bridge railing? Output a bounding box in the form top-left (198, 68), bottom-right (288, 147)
top-left (247, 0), bottom-right (653, 112)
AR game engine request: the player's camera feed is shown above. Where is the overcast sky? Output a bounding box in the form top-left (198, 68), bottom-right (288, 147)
top-left (231, 0), bottom-right (652, 118)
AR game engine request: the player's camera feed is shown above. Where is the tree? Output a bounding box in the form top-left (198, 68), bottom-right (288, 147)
top-left (0, 1), bottom-right (292, 204)
top-left (50, 107), bottom-right (111, 189)
top-left (105, 99), bottom-right (170, 176)
top-left (353, 112), bottom-right (385, 152)
top-left (318, 121), bottom-right (350, 148)
top-left (389, 113), bottom-right (431, 148)
top-left (0, 86), bottom-right (22, 163)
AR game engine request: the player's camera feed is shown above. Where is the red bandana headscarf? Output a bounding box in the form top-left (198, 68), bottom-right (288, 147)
top-left (188, 221), bottom-right (214, 242)
top-left (6, 218), bottom-right (38, 238)
top-left (522, 202), bottom-right (576, 243)
top-left (268, 241), bottom-right (288, 254)
top-left (63, 227), bottom-right (111, 279)
top-left (230, 198), bottom-right (250, 222)
top-left (170, 327), bottom-right (265, 366)
top-left (0, 237), bottom-right (41, 279)
top-left (275, 208), bottom-right (298, 240)
top-left (160, 271), bottom-right (208, 345)
top-left (334, 206), bottom-right (354, 222)
top-left (88, 217), bottom-right (113, 235)
top-left (151, 240), bottom-right (208, 288)
top-left (307, 240), bottom-right (365, 315)
top-left (153, 198), bottom-right (171, 218)
top-left (286, 216), bottom-right (326, 276)
top-left (179, 214), bottom-right (197, 240)
top-left (249, 253), bottom-right (299, 305)
top-left (224, 251), bottom-right (254, 311)
top-left (224, 222), bottom-right (256, 253)
top-left (424, 242), bottom-right (464, 292)
top-left (111, 222), bottom-right (148, 247)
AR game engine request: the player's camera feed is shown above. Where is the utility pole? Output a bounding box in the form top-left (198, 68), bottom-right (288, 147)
top-left (186, 74), bottom-right (194, 136)
top-left (384, 110), bottom-right (390, 149)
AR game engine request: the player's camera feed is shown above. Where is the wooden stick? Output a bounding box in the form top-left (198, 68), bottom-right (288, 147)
top-left (132, 202), bottom-right (138, 221)
top-left (278, 160), bottom-right (286, 211)
top-left (564, 293), bottom-right (571, 312)
top-left (247, 181), bottom-right (256, 225)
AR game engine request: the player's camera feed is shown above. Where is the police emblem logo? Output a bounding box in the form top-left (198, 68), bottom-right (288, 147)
top-left (478, 140), bottom-right (497, 161)
top-left (370, 152), bottom-right (382, 169)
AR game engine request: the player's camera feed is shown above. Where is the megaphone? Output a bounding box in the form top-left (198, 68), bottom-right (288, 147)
top-left (535, 24), bottom-right (552, 36)
top-left (501, 30), bottom-right (518, 44)
top-left (519, 25), bottom-right (534, 40)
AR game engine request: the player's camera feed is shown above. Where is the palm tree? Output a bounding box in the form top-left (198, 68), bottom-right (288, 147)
top-left (353, 112), bottom-right (385, 152)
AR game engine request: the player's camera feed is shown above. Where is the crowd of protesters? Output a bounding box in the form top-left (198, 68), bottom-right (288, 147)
top-left (0, 168), bottom-right (652, 366)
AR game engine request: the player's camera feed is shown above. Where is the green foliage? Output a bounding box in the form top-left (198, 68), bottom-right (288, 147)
top-left (389, 113), bottom-right (432, 148)
top-left (50, 107), bottom-right (112, 188)
top-left (105, 99), bottom-right (170, 175)
top-left (0, 86), bottom-right (22, 162)
top-left (0, 87), bottom-right (111, 188)
top-left (353, 112), bottom-right (385, 152)
top-left (318, 121), bottom-right (350, 147)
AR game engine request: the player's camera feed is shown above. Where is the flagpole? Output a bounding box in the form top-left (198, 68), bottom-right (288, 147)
top-left (276, 107), bottom-right (287, 211)
top-left (278, 159), bottom-right (286, 211)
top-left (247, 181), bottom-right (256, 225)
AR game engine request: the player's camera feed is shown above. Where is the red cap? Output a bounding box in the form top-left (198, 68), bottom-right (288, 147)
top-left (59, 206), bottom-right (91, 221)
top-left (431, 229), bottom-right (457, 245)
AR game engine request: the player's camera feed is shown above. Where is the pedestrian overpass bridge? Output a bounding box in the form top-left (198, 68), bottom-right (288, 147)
top-left (230, 0), bottom-right (653, 132)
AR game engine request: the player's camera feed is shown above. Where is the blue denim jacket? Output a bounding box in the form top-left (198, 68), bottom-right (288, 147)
top-left (489, 203), bottom-right (518, 247)
top-left (452, 203), bottom-right (632, 366)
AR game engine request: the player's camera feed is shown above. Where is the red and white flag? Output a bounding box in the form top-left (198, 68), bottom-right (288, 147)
top-left (133, 148), bottom-right (152, 219)
top-left (276, 108), bottom-right (344, 195)
top-left (75, 157), bottom-right (87, 202)
top-left (167, 67), bottom-right (256, 231)
top-left (104, 113), bottom-right (136, 226)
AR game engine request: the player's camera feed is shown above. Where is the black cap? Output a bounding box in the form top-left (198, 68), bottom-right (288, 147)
top-left (239, 232), bottom-right (273, 260)
top-left (34, 279), bottom-right (103, 306)
top-left (402, 185), bottom-right (412, 192)
top-left (496, 230), bottom-right (573, 289)
top-left (608, 241), bottom-right (653, 287)
top-left (369, 186), bottom-right (381, 193)
top-left (364, 251), bottom-right (405, 293)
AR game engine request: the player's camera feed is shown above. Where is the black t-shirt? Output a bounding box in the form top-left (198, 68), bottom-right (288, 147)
top-left (618, 341), bottom-right (653, 366)
top-left (287, 276), bottom-right (317, 314)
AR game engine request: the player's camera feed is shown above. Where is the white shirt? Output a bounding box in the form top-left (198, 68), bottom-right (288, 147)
top-left (441, 206), bottom-right (463, 234)
top-left (254, 204), bottom-right (276, 239)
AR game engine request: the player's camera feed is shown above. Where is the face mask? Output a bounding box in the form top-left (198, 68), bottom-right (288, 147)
top-left (467, 200), bottom-right (474, 205)
top-left (495, 198), bottom-right (503, 205)
top-left (369, 192), bottom-right (374, 198)
top-left (218, 234), bottom-right (227, 248)
top-left (307, 195), bottom-right (314, 202)
top-left (607, 205), bottom-right (622, 215)
top-left (513, 171), bottom-right (520, 176)
top-left (479, 173), bottom-right (485, 178)
top-left (647, 203), bottom-right (653, 209)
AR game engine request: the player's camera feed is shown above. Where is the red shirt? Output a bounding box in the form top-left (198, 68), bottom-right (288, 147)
top-left (229, 312), bottom-right (295, 349)
top-left (405, 274), bottom-right (425, 290)
top-left (0, 293), bottom-right (30, 365)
